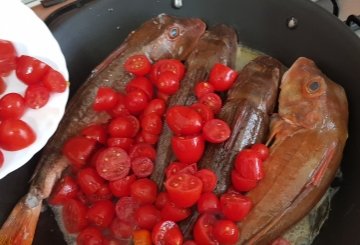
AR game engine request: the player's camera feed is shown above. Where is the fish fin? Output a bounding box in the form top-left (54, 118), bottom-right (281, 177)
top-left (0, 196), bottom-right (42, 245)
top-left (266, 115), bottom-right (285, 146)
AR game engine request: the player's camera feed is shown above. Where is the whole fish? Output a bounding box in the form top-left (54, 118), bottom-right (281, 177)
top-left (0, 14), bottom-right (206, 245)
top-left (238, 57), bottom-right (348, 245)
top-left (151, 24), bottom-right (238, 188)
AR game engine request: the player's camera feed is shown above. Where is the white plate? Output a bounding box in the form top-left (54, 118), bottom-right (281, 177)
top-left (0, 0), bottom-right (69, 179)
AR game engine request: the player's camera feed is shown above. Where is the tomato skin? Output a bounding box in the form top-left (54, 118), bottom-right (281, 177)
top-left (139, 130), bottom-right (159, 145)
top-left (0, 39), bottom-right (17, 77)
top-left (141, 112), bottom-right (163, 135)
top-left (194, 81), bottom-right (215, 98)
top-left (155, 192), bottom-right (169, 210)
top-left (231, 170), bottom-right (257, 192)
top-left (125, 89), bottom-right (149, 115)
top-left (152, 221), bottom-right (183, 245)
top-left (155, 71), bottom-right (180, 95)
top-left (171, 135), bottom-right (205, 164)
top-left (193, 213), bottom-right (218, 245)
top-left (108, 115), bottom-right (140, 138)
top-left (62, 136), bottom-right (97, 168)
top-left (160, 202), bottom-right (191, 222)
top-left (166, 106), bottom-right (203, 136)
top-left (63, 199), bottom-right (88, 233)
top-left (0, 93), bottom-right (26, 119)
top-left (220, 192), bottom-right (252, 222)
top-left (42, 68), bottom-right (67, 93)
top-left (135, 204), bottom-right (161, 230)
top-left (0, 119), bottom-right (36, 151)
top-left (195, 169), bottom-right (218, 193)
top-left (150, 59), bottom-right (185, 83)
top-left (131, 156), bottom-right (154, 178)
top-left (81, 124), bottom-right (108, 144)
top-left (16, 55), bottom-right (50, 85)
top-left (208, 64), bottom-right (238, 92)
top-left (183, 241), bottom-right (197, 245)
top-left (110, 218), bottom-right (136, 240)
top-left (133, 229), bottom-right (152, 245)
top-left (107, 137), bottom-right (134, 152)
top-left (0, 77), bottom-right (6, 94)
top-left (126, 76), bottom-right (154, 99)
top-left (86, 184), bottom-right (113, 203)
top-left (130, 178), bottom-right (158, 205)
top-left (142, 98), bottom-right (166, 117)
top-left (165, 173), bottom-right (203, 208)
top-left (109, 174), bottom-right (136, 197)
top-left (202, 119), bottom-right (231, 143)
top-left (86, 200), bottom-right (115, 228)
top-left (128, 143), bottom-right (156, 161)
top-left (93, 87), bottom-right (119, 111)
top-left (197, 192), bottom-right (220, 214)
top-left (48, 176), bottom-right (79, 205)
top-left (199, 93), bottom-right (222, 114)
top-left (165, 162), bottom-right (188, 179)
top-left (190, 103), bottom-right (214, 123)
top-left (115, 197), bottom-right (140, 225)
top-left (77, 168), bottom-right (105, 195)
top-left (212, 220), bottom-right (239, 245)
top-left (24, 84), bottom-right (50, 109)
top-left (0, 151), bottom-right (3, 169)
top-left (107, 92), bottom-right (130, 118)
top-left (251, 143), bottom-right (270, 161)
top-left (124, 54), bottom-right (152, 76)
top-left (76, 227), bottom-right (104, 245)
top-left (234, 149), bottom-right (264, 181)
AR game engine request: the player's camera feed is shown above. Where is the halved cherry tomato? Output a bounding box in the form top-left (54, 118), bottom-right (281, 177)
top-left (109, 174), bottom-right (136, 197)
top-left (212, 219), bottom-right (239, 245)
top-left (195, 169), bottom-right (218, 193)
top-left (130, 178), bottom-right (158, 205)
top-left (165, 162), bottom-right (188, 179)
top-left (126, 76), bottom-right (154, 99)
top-left (81, 124), bottom-right (107, 144)
top-left (42, 68), bottom-right (67, 93)
top-left (139, 130), bottom-right (159, 145)
top-left (231, 169), bottom-right (257, 192)
top-left (107, 92), bottom-right (130, 118)
top-left (128, 143), bottom-right (156, 161)
top-left (150, 59), bottom-right (185, 83)
top-left (133, 229), bottom-right (152, 245)
top-left (165, 173), bottom-right (203, 208)
top-left (152, 221), bottom-right (183, 245)
top-left (86, 184), bottom-right (112, 203)
top-left (86, 200), bottom-right (115, 228)
top-left (0, 93), bottom-right (26, 119)
top-left (62, 136), bottom-right (97, 168)
top-left (0, 119), bottom-right (36, 151)
top-left (110, 218), bottom-right (136, 240)
top-left (93, 87), bottom-right (119, 111)
top-left (16, 55), bottom-right (49, 85)
top-left (108, 115), bottom-right (140, 138)
top-left (95, 147), bottom-right (131, 181)
top-left (142, 98), bottom-right (166, 117)
top-left (171, 135), bottom-right (205, 164)
top-left (135, 204), bottom-right (161, 230)
top-left (234, 149), bottom-right (264, 181)
top-left (48, 176), bottom-right (79, 205)
top-left (24, 84), bottom-right (50, 109)
top-left (155, 71), bottom-right (180, 95)
top-left (203, 119), bottom-right (231, 143)
top-left (208, 64), bottom-right (238, 92)
top-left (178, 162), bottom-right (198, 175)
top-left (62, 199), bottom-right (88, 233)
top-left (0, 39), bottom-right (17, 77)
top-left (76, 226), bottom-right (104, 245)
top-left (115, 196), bottom-right (140, 224)
top-left (77, 168), bottom-right (105, 195)
top-left (194, 81), bottom-right (215, 98)
top-left (141, 112), bottom-right (162, 135)
top-left (131, 156), bottom-right (154, 178)
top-left (190, 103), bottom-right (214, 123)
top-left (166, 105), bottom-right (203, 135)
top-left (199, 92), bottom-right (222, 114)
top-left (125, 89), bottom-right (149, 115)
top-left (0, 77), bottom-right (6, 94)
top-left (124, 54), bottom-right (152, 76)
top-left (160, 202), bottom-right (191, 222)
top-left (220, 192), bottom-right (252, 222)
top-left (251, 143), bottom-right (270, 161)
top-left (155, 192), bottom-right (170, 210)
top-left (197, 192), bottom-right (220, 214)
top-left (193, 213), bottom-right (218, 245)
top-left (0, 151), bottom-right (3, 168)
top-left (107, 137), bottom-right (134, 152)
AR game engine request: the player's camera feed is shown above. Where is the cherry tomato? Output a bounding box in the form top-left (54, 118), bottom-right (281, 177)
top-left (131, 156), bottom-right (154, 178)
top-left (24, 84), bottom-right (50, 109)
top-left (81, 124), bottom-right (107, 144)
top-left (103, 237), bottom-right (123, 245)
top-left (48, 176), bottom-right (79, 205)
top-left (156, 91), bottom-right (170, 103)
top-left (203, 119), bottom-right (231, 143)
top-left (166, 106), bottom-right (203, 135)
top-left (108, 115), bottom-right (140, 138)
top-left (0, 150), bottom-right (3, 169)
top-left (125, 89), bottom-right (149, 115)
top-left (190, 103), bottom-right (214, 123)
top-left (142, 98), bottom-right (166, 117)
top-left (107, 92), bottom-right (130, 118)
top-left (62, 199), bottom-right (88, 233)
top-left (0, 93), bottom-right (26, 119)
top-left (251, 143), bottom-right (270, 161)
top-left (139, 130), bottom-right (159, 145)
top-left (93, 87), bottom-right (119, 111)
top-left (130, 178), bottom-right (158, 205)
top-left (194, 81), bottom-right (215, 98)
top-left (160, 202), bottom-right (191, 222)
top-left (16, 55), bottom-right (49, 85)
top-left (107, 137), bottom-right (134, 152)
top-left (197, 192), bottom-right (220, 214)
top-left (150, 59), bottom-right (185, 83)
top-left (165, 162), bottom-right (188, 179)
top-left (165, 173), bottom-right (203, 208)
top-left (124, 54), bottom-right (152, 76)
top-left (110, 218), bottom-right (136, 240)
top-left (183, 240), bottom-right (197, 245)
top-left (141, 112), bottom-right (162, 135)
top-left (155, 192), bottom-right (169, 210)
top-left (109, 174), bottom-right (136, 197)
top-left (128, 143), bottom-right (156, 161)
top-left (126, 76), bottom-right (154, 99)
top-left (86, 184), bottom-right (112, 203)
top-left (199, 92), bottom-right (222, 114)
top-left (152, 221), bottom-right (183, 245)
top-left (135, 204), bottom-right (161, 230)
top-left (42, 68), bottom-right (67, 93)
top-left (231, 169), bottom-right (257, 192)
top-left (133, 229), bottom-right (152, 245)
top-left (220, 192), bottom-right (252, 222)
top-left (208, 64), bottom-right (238, 92)
top-left (0, 39), bottom-right (17, 77)
top-left (178, 162), bottom-right (198, 175)
top-left (155, 71), bottom-right (180, 95)
top-left (86, 200), bottom-right (115, 228)
top-left (76, 227), bottom-right (104, 245)
top-left (62, 136), bottom-right (97, 168)
top-left (0, 119), bottom-right (36, 151)
top-left (212, 219), bottom-right (239, 245)
top-left (171, 135), bottom-right (205, 164)
top-left (77, 168), bottom-right (105, 195)
top-left (115, 196), bottom-right (140, 224)
top-left (193, 213), bottom-right (218, 245)
top-left (234, 149), bottom-right (264, 181)
top-left (195, 169), bottom-right (218, 193)
top-left (0, 77), bottom-right (6, 94)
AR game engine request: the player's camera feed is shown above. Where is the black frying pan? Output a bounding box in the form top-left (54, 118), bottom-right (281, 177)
top-left (1, 0), bottom-right (360, 244)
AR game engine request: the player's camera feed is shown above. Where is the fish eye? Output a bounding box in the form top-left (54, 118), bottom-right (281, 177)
top-left (168, 26), bottom-right (180, 39)
top-left (308, 81), bottom-right (320, 93)
top-left (303, 77), bottom-right (325, 97)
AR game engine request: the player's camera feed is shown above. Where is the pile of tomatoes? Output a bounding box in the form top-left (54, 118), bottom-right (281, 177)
top-left (0, 39), bottom-right (67, 166)
top-left (50, 54), bottom-right (269, 245)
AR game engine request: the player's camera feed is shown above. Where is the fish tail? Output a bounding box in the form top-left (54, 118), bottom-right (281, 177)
top-left (0, 195), bottom-right (42, 245)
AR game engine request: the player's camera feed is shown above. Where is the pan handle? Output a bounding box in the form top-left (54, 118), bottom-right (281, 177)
top-left (173, 0), bottom-right (183, 9)
top-left (345, 15), bottom-right (360, 28)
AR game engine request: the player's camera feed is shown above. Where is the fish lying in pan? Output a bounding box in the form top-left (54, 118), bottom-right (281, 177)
top-left (238, 57), bottom-right (348, 245)
top-left (0, 14), bottom-right (206, 245)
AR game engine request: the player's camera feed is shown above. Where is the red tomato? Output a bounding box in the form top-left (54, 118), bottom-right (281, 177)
top-left (107, 92), bottom-right (130, 118)
top-left (234, 149), bottom-right (264, 181)
top-left (109, 174), bottom-right (136, 197)
top-left (150, 59), bottom-right (185, 83)
top-left (95, 147), bottom-right (131, 181)
top-left (0, 150), bottom-right (3, 168)
top-left (24, 84), bottom-right (50, 109)
top-left (0, 77), bottom-right (6, 94)
top-left (0, 39), bottom-right (17, 77)
top-left (76, 227), bottom-right (104, 245)
top-left (190, 103), bottom-right (214, 123)
top-left (135, 204), bottom-right (161, 230)
top-left (160, 202), bottom-right (191, 222)
top-left (126, 76), bottom-right (154, 99)
top-left (130, 178), bottom-right (158, 205)
top-left (108, 115), bottom-right (140, 138)
top-left (115, 196), bottom-right (140, 224)
top-left (231, 170), bottom-right (257, 192)
top-left (16, 55), bottom-right (49, 85)
top-left (62, 136), bottom-right (97, 168)
top-left (194, 81), bottom-right (215, 98)
top-left (178, 162), bottom-right (198, 175)
top-left (220, 192), bottom-right (252, 222)
top-left (197, 192), bottom-right (220, 214)
top-left (86, 184), bottom-right (112, 203)
top-left (152, 221), bottom-right (183, 245)
top-left (48, 176), bottom-right (79, 205)
top-left (133, 229), bottom-right (152, 245)
top-left (128, 143), bottom-right (156, 161)
top-left (124, 54), bottom-right (152, 76)
top-left (141, 112), bottom-right (162, 135)
top-left (199, 92), bottom-right (222, 114)
top-left (155, 71), bottom-right (180, 95)
top-left (171, 135), bottom-right (205, 164)
top-left (208, 64), bottom-right (238, 92)
top-left (212, 219), bottom-right (239, 245)
top-left (195, 169), bottom-right (218, 193)
top-left (251, 143), bottom-right (270, 161)
top-left (42, 68), bottom-right (67, 93)
top-left (0, 93), bottom-right (26, 119)
top-left (165, 162), bottom-right (188, 179)
top-left (110, 218), bottom-right (136, 239)
top-left (107, 137), bottom-right (134, 152)
top-left (125, 89), bottom-right (149, 115)
top-left (81, 124), bottom-right (107, 144)
top-left (77, 168), bottom-right (105, 195)
top-left (155, 192), bottom-right (169, 210)
top-left (183, 241), bottom-right (197, 245)
top-left (142, 98), bottom-right (166, 117)
top-left (93, 87), bottom-right (119, 111)
top-left (203, 119), bottom-right (231, 143)
top-left (0, 119), bottom-right (36, 151)
top-left (156, 91), bottom-right (170, 103)
top-left (139, 130), bottom-right (159, 145)
top-left (193, 213), bottom-right (218, 245)
top-left (165, 173), bottom-right (203, 208)
top-left (86, 200), bottom-right (115, 228)
top-left (166, 106), bottom-right (203, 135)
top-left (62, 199), bottom-right (88, 233)
top-left (131, 156), bottom-right (154, 178)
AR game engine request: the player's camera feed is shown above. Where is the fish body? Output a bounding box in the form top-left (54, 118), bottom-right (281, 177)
top-left (0, 14), bottom-right (206, 245)
top-left (238, 57), bottom-right (348, 244)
